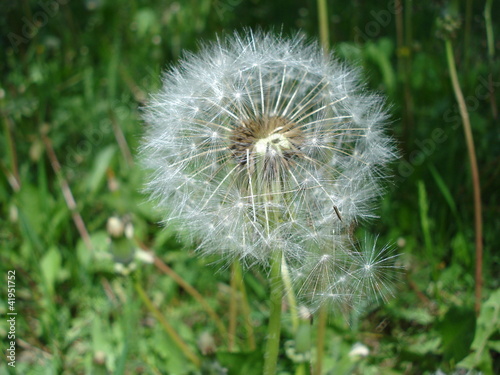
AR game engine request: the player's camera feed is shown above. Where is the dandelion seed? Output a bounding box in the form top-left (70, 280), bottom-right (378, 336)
top-left (330, 235), bottom-right (403, 310)
top-left (292, 235), bottom-right (402, 314)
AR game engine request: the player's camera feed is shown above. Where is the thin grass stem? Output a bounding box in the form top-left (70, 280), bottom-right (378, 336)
top-left (445, 39), bottom-right (484, 314)
top-left (134, 282), bottom-right (201, 368)
top-left (484, 0), bottom-right (498, 119)
top-left (464, 0), bottom-right (473, 69)
top-left (234, 259), bottom-right (256, 350)
top-left (108, 109), bottom-right (134, 167)
top-left (2, 115), bottom-right (21, 190)
top-left (41, 133), bottom-right (93, 251)
top-left (229, 262), bottom-right (239, 351)
top-left (149, 251), bottom-right (229, 343)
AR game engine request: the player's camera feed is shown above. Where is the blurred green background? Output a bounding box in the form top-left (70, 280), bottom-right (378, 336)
top-left (1, 0), bottom-right (499, 374)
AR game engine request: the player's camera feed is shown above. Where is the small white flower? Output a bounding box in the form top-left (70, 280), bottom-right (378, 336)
top-left (107, 216), bottom-right (124, 238)
top-left (135, 249), bottom-right (155, 264)
top-left (348, 342), bottom-right (370, 358)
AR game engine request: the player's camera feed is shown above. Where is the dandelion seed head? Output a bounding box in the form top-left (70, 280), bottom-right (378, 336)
top-left (141, 30), bottom-right (397, 274)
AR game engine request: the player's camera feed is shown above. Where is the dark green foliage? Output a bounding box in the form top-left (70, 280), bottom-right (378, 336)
top-left (1, 1), bottom-right (498, 374)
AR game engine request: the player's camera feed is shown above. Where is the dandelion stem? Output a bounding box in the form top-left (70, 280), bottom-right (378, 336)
top-left (445, 39), bottom-right (483, 314)
top-left (263, 249), bottom-right (283, 375)
top-left (282, 256), bottom-right (299, 332)
top-left (317, 0), bottom-right (330, 52)
top-left (314, 304), bottom-right (328, 375)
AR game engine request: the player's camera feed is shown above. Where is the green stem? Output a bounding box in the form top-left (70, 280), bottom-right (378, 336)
top-left (485, 0), bottom-right (494, 59)
top-left (484, 0), bottom-right (498, 119)
top-left (464, 0), bottom-right (473, 68)
top-left (229, 261), bottom-right (239, 351)
top-left (314, 6), bottom-right (331, 369)
top-left (396, 0), bottom-right (415, 148)
top-left (296, 363), bottom-right (309, 375)
top-left (317, 0), bottom-right (330, 52)
top-left (281, 256), bottom-right (299, 332)
top-left (445, 39), bottom-right (483, 314)
top-left (2, 115), bottom-right (20, 191)
top-left (234, 260), bottom-right (256, 350)
top-left (134, 282), bottom-right (201, 368)
top-left (263, 249), bottom-right (284, 375)
top-left (314, 305), bottom-right (328, 375)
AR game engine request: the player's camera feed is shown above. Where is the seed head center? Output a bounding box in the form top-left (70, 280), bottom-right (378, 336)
top-left (254, 133), bottom-right (292, 155)
top-left (229, 116), bottom-right (303, 165)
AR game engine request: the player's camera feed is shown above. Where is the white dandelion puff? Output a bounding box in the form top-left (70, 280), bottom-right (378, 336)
top-left (350, 236), bottom-right (404, 304)
top-left (140, 30), bottom-right (397, 276)
top-left (291, 234), bottom-right (402, 314)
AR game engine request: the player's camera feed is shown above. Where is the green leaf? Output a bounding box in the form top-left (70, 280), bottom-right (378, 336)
top-left (458, 349), bottom-right (493, 375)
top-left (216, 351), bottom-right (263, 375)
top-left (77, 231), bottom-right (114, 273)
top-left (151, 327), bottom-right (194, 374)
top-left (86, 145), bottom-right (116, 194)
top-left (407, 335), bottom-right (441, 355)
top-left (92, 318), bottom-right (115, 373)
top-left (418, 180), bottom-right (434, 258)
top-left (40, 246), bottom-right (62, 296)
top-left (458, 289), bottom-right (500, 375)
top-left (488, 340), bottom-right (500, 352)
top-left (365, 38), bottom-right (396, 93)
top-left (436, 305), bottom-right (476, 362)
top-left (429, 164), bottom-right (460, 222)
top-left (134, 9), bottom-right (159, 37)
top-left (471, 289), bottom-right (500, 351)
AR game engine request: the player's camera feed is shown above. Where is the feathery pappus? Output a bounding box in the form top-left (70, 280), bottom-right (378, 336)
top-left (141, 30), bottom-right (400, 309)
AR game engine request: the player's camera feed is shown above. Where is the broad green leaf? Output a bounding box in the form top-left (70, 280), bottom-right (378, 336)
top-left (458, 289), bottom-right (500, 374)
top-left (86, 145), bottom-right (116, 194)
top-left (216, 350), bottom-right (263, 375)
top-left (40, 246), bottom-right (62, 296)
top-left (471, 289), bottom-right (500, 351)
top-left (436, 306), bottom-right (476, 362)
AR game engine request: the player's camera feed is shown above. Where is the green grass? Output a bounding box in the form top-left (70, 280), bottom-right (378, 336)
top-left (1, 1), bottom-right (499, 374)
